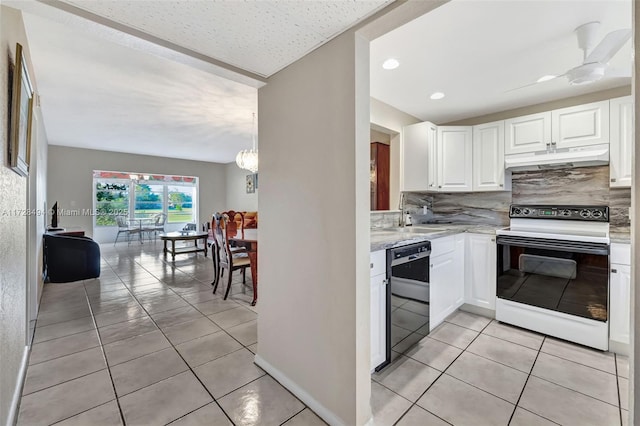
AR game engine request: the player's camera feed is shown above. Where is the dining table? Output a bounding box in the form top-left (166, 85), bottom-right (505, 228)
top-left (228, 228), bottom-right (258, 306)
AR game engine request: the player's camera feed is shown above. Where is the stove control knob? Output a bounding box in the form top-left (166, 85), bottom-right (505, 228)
top-left (513, 208), bottom-right (522, 215)
top-left (559, 209), bottom-right (571, 217)
top-left (580, 209), bottom-right (591, 218)
top-left (522, 208), bottom-right (531, 216)
top-left (592, 210), bottom-right (603, 219)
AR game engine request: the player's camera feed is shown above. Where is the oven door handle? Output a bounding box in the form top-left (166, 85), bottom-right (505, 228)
top-left (496, 236), bottom-right (609, 255)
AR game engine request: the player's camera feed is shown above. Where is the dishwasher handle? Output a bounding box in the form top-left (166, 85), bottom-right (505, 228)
top-left (390, 250), bottom-right (430, 267)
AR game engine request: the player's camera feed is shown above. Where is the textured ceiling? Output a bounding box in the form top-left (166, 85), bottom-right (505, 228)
top-left (15, 0), bottom-right (392, 163)
top-left (60, 0), bottom-right (391, 77)
top-left (371, 0), bottom-right (632, 124)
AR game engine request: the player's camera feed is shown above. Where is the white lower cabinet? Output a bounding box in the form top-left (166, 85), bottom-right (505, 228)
top-left (370, 250), bottom-right (386, 371)
top-left (610, 243), bottom-right (631, 349)
top-left (464, 233), bottom-right (496, 310)
top-left (430, 235), bottom-right (465, 330)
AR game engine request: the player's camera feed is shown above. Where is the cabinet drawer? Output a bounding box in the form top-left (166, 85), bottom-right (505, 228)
top-left (611, 243), bottom-right (631, 266)
top-left (370, 250), bottom-right (386, 277)
top-left (430, 235), bottom-right (456, 258)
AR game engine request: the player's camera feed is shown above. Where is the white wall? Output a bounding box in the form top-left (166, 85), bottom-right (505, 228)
top-left (0, 6), bottom-right (47, 424)
top-left (47, 146), bottom-right (227, 242)
top-left (630, 3), bottom-right (638, 424)
top-left (256, 30), bottom-right (371, 425)
top-left (224, 162), bottom-right (258, 212)
top-left (370, 98), bottom-right (421, 209)
top-left (27, 107), bottom-right (48, 330)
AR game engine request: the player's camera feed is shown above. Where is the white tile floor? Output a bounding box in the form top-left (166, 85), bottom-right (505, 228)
top-left (374, 305), bottom-right (630, 426)
top-left (18, 242), bottom-right (325, 426)
top-left (19, 242), bottom-right (630, 425)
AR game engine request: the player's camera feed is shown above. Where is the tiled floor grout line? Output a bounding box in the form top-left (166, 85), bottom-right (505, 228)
top-left (277, 407), bottom-right (309, 426)
top-left (81, 272), bottom-right (128, 426)
top-left (506, 336), bottom-right (546, 425)
top-left (615, 354), bottom-right (623, 426)
top-left (20, 368), bottom-right (111, 400)
top-left (390, 318), bottom-right (494, 426)
top-left (27, 342), bottom-right (102, 368)
top-left (107, 256), bottom-right (260, 425)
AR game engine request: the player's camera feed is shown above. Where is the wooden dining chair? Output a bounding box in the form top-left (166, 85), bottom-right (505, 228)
top-left (222, 210), bottom-right (245, 231)
top-left (212, 214), bottom-right (251, 300)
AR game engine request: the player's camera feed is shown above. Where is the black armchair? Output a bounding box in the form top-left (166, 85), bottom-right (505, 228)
top-left (43, 234), bottom-right (101, 283)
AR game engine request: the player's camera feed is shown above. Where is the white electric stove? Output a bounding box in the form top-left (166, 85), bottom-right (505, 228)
top-left (495, 204), bottom-right (610, 350)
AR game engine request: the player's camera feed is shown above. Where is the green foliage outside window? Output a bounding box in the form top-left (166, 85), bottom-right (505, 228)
top-left (96, 182), bottom-right (128, 226)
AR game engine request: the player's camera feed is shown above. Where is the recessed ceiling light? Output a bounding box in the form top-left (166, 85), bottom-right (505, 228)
top-left (537, 75), bottom-right (557, 83)
top-left (382, 58), bottom-right (400, 70)
top-left (430, 92), bottom-right (445, 100)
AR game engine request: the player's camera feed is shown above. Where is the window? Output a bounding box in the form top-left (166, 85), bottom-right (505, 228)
top-left (95, 180), bottom-right (129, 226)
top-left (167, 185), bottom-right (194, 223)
top-left (93, 171), bottom-right (198, 227)
top-left (134, 183), bottom-right (163, 218)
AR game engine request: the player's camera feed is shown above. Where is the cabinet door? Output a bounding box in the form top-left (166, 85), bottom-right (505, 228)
top-left (402, 122), bottom-right (437, 191)
top-left (505, 112), bottom-right (551, 155)
top-left (464, 233), bottom-right (496, 310)
top-left (610, 264), bottom-right (631, 345)
top-left (370, 273), bottom-right (386, 370)
top-left (552, 100), bottom-right (609, 149)
top-left (473, 121), bottom-right (506, 191)
top-left (437, 126), bottom-right (472, 192)
top-left (453, 234), bottom-right (465, 307)
top-left (610, 96), bottom-right (633, 188)
top-left (430, 252), bottom-right (454, 330)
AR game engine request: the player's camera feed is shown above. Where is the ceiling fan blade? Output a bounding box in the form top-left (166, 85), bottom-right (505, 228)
top-left (585, 29), bottom-right (632, 64)
top-left (504, 74), bottom-right (565, 93)
top-left (605, 67), bottom-right (632, 78)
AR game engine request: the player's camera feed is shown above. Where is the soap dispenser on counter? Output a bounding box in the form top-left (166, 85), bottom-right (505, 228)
top-left (405, 211), bottom-right (412, 226)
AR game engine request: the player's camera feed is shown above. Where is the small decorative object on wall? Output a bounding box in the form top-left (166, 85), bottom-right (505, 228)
top-left (9, 43), bottom-right (34, 177)
top-left (246, 174), bottom-right (256, 194)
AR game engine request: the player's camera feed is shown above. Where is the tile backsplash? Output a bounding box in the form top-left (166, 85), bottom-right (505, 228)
top-left (370, 211), bottom-right (401, 228)
top-left (399, 165), bottom-right (630, 231)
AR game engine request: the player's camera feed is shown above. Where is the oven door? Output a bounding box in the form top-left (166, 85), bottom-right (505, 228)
top-left (496, 235), bottom-right (609, 322)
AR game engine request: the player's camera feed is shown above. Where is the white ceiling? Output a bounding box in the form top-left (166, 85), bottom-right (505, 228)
top-left (370, 0), bottom-right (632, 124)
top-left (23, 13), bottom-right (258, 163)
top-left (17, 0), bottom-right (391, 163)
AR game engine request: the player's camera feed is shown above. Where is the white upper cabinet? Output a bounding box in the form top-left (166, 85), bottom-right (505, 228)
top-left (437, 126), bottom-right (473, 191)
top-left (504, 111), bottom-right (551, 155)
top-left (610, 96), bottom-right (633, 188)
top-left (473, 121), bottom-right (507, 191)
top-left (552, 100), bottom-right (609, 149)
top-left (402, 121), bottom-right (437, 191)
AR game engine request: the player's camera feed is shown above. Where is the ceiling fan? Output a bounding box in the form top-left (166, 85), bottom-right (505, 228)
top-left (509, 21), bottom-right (631, 91)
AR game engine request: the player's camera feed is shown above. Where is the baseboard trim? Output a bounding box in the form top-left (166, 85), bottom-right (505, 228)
top-left (6, 345), bottom-right (29, 426)
top-left (609, 339), bottom-right (630, 356)
top-left (460, 303), bottom-right (495, 319)
top-left (254, 355), bottom-right (348, 426)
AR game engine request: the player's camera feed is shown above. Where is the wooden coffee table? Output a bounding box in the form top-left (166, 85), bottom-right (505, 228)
top-left (159, 231), bottom-right (208, 260)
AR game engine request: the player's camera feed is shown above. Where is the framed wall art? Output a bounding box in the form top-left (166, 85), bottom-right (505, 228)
top-left (9, 42), bottom-right (34, 177)
top-left (246, 174), bottom-right (256, 194)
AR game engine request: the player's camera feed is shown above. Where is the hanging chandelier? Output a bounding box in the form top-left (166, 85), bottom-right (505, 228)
top-left (236, 113), bottom-right (258, 173)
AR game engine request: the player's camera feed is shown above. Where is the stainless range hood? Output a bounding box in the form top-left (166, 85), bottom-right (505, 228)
top-left (504, 143), bottom-right (609, 171)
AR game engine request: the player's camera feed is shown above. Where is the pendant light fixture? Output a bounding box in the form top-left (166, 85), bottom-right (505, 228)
top-left (235, 113), bottom-right (258, 173)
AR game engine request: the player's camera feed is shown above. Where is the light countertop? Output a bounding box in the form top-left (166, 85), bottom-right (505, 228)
top-left (610, 231), bottom-right (631, 244)
top-left (370, 224), bottom-right (506, 251)
top-left (372, 224), bottom-right (632, 250)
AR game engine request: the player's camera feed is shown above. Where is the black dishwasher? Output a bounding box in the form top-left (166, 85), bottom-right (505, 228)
top-left (380, 241), bottom-right (431, 370)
